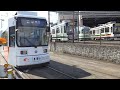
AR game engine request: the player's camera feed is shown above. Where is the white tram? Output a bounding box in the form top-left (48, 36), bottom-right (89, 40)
top-left (50, 21), bottom-right (68, 42)
top-left (50, 21), bottom-right (91, 41)
top-left (0, 11), bottom-right (50, 68)
top-left (75, 26), bottom-right (91, 41)
top-left (90, 22), bottom-right (120, 40)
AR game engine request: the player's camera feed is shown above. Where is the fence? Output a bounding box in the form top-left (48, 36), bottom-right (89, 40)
top-left (50, 34), bottom-right (120, 46)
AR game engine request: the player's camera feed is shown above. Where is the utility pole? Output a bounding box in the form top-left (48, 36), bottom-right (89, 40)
top-left (0, 15), bottom-right (4, 28)
top-left (78, 11), bottom-right (80, 41)
top-left (48, 11), bottom-right (50, 30)
top-left (100, 29), bottom-right (101, 45)
top-left (72, 11), bottom-right (75, 43)
top-left (48, 11), bottom-right (53, 51)
top-left (0, 19), bottom-right (4, 28)
top-left (48, 11), bottom-right (51, 43)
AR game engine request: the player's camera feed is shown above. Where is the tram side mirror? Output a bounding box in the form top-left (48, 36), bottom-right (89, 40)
top-left (46, 26), bottom-right (50, 32)
top-left (14, 17), bottom-right (17, 20)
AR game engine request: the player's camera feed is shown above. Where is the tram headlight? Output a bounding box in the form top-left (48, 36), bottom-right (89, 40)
top-left (20, 51), bottom-right (27, 54)
top-left (43, 49), bottom-right (47, 53)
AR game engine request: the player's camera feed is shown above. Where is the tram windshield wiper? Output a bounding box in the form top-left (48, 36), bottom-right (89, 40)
top-left (23, 37), bottom-right (37, 48)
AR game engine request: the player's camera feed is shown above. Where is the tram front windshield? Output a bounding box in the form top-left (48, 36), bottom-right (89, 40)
top-left (82, 28), bottom-right (90, 34)
top-left (16, 17), bottom-right (48, 47)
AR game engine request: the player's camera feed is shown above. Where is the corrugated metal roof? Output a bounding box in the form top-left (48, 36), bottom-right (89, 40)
top-left (51, 11), bottom-right (120, 18)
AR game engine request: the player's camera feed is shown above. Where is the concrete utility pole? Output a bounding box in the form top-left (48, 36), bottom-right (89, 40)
top-left (48, 11), bottom-right (52, 51)
top-left (0, 15), bottom-right (4, 28)
top-left (78, 11), bottom-right (80, 41)
top-left (48, 11), bottom-right (50, 28)
top-left (72, 11), bottom-right (75, 43)
top-left (48, 11), bottom-right (51, 42)
top-left (79, 14), bottom-right (83, 26)
top-left (0, 19), bottom-right (4, 28)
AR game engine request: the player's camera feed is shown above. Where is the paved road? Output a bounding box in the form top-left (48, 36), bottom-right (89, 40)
top-left (1, 52), bottom-right (120, 79)
top-left (49, 52), bottom-right (120, 79)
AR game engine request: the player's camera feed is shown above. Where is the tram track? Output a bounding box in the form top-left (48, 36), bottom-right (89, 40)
top-left (15, 65), bottom-right (77, 79)
top-left (46, 66), bottom-right (77, 79)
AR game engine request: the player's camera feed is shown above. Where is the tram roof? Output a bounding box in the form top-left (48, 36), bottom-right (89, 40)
top-left (14, 14), bottom-right (47, 20)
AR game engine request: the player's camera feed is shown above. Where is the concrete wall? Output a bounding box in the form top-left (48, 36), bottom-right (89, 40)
top-left (49, 42), bottom-right (120, 64)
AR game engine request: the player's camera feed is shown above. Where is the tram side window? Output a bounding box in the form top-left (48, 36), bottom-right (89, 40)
top-left (61, 27), bottom-right (62, 33)
top-left (1, 31), bottom-right (8, 46)
top-left (105, 27), bottom-right (109, 32)
top-left (56, 28), bottom-right (60, 33)
top-left (78, 30), bottom-right (80, 34)
top-left (115, 26), bottom-right (120, 32)
top-left (111, 27), bottom-right (113, 32)
top-left (97, 30), bottom-right (99, 34)
top-left (90, 31), bottom-right (92, 35)
top-left (52, 29), bottom-right (55, 34)
top-left (101, 28), bottom-right (104, 33)
top-left (93, 30), bottom-right (95, 34)
top-left (81, 29), bottom-right (84, 34)
top-left (9, 26), bottom-right (15, 47)
top-left (64, 26), bottom-right (66, 33)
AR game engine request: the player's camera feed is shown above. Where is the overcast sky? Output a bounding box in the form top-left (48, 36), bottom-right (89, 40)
top-left (0, 11), bottom-right (58, 27)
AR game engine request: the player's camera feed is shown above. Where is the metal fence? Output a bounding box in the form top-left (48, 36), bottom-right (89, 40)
top-left (49, 35), bottom-right (120, 46)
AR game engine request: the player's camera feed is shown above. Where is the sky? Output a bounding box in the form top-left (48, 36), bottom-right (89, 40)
top-left (0, 11), bottom-right (58, 28)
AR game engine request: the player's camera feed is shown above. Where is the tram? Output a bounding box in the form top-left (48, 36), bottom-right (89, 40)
top-left (90, 22), bottom-right (120, 40)
top-left (50, 21), bottom-right (91, 41)
top-left (0, 11), bottom-right (50, 68)
top-left (50, 21), bottom-right (68, 42)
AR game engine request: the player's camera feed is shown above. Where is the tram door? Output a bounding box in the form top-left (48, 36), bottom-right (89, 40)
top-left (8, 26), bottom-right (16, 66)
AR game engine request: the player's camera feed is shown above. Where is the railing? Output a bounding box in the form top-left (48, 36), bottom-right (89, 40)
top-left (50, 36), bottom-right (120, 46)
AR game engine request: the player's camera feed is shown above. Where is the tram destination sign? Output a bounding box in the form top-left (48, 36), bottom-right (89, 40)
top-left (17, 17), bottom-right (47, 27)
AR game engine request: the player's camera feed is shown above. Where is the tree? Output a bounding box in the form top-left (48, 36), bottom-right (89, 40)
top-left (0, 38), bottom-right (7, 45)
